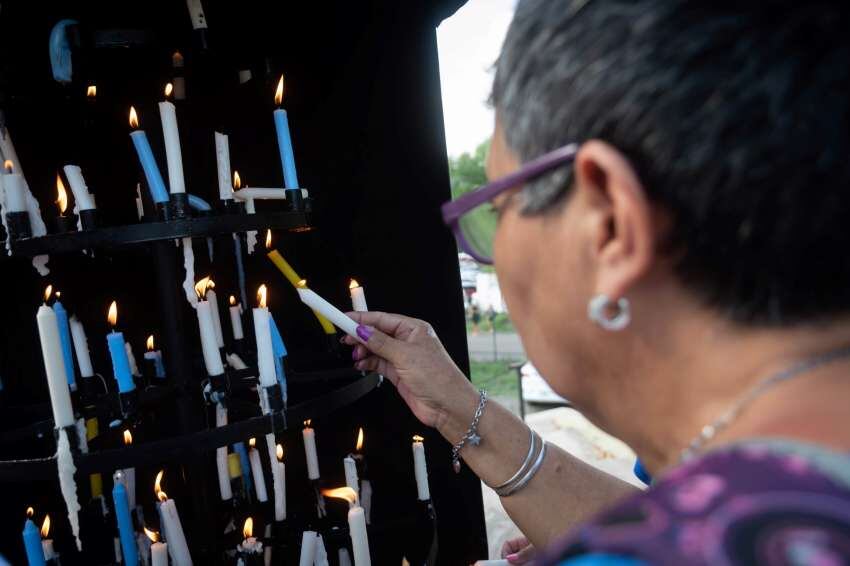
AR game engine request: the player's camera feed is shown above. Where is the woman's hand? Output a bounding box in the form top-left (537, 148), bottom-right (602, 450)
top-left (501, 536), bottom-right (536, 564)
top-left (343, 311), bottom-right (476, 430)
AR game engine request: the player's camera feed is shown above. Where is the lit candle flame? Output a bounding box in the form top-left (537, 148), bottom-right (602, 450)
top-left (356, 427), bottom-right (364, 452)
top-left (276, 443), bottom-right (283, 462)
top-left (129, 106), bottom-right (139, 129)
top-left (147, 334), bottom-right (155, 351)
top-left (304, 419), bottom-right (312, 428)
top-left (144, 528), bottom-right (159, 543)
top-left (349, 279), bottom-right (361, 290)
top-left (233, 170), bottom-right (241, 190)
top-left (123, 429), bottom-right (133, 445)
top-left (86, 85), bottom-right (96, 98)
top-left (274, 75), bottom-right (284, 106)
top-left (243, 517), bottom-right (254, 539)
top-left (158, 490), bottom-right (168, 502)
top-left (413, 435), bottom-right (424, 442)
top-left (229, 295), bottom-right (237, 306)
top-left (194, 276), bottom-right (211, 299)
top-left (296, 279), bottom-right (308, 289)
top-left (55, 291), bottom-right (61, 298)
top-left (55, 174), bottom-right (68, 214)
top-left (257, 284), bottom-right (267, 309)
top-left (40, 514), bottom-right (50, 538)
top-left (207, 278), bottom-right (216, 290)
top-left (154, 469), bottom-right (164, 497)
top-left (164, 82), bottom-right (174, 98)
top-left (44, 285), bottom-right (53, 303)
top-left (248, 437), bottom-right (256, 449)
top-left (322, 486), bottom-right (358, 506)
top-left (265, 229), bottom-right (272, 249)
top-left (26, 506), bottom-right (34, 518)
top-left (3, 160), bottom-right (13, 173)
top-left (108, 301), bottom-right (118, 327)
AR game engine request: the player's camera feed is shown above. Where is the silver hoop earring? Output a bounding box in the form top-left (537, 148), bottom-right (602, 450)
top-left (587, 294), bottom-right (631, 331)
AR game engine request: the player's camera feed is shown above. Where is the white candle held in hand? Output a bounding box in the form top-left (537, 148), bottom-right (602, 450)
top-left (412, 435), bottom-right (431, 501)
top-left (322, 487), bottom-right (371, 566)
top-left (302, 420), bottom-right (320, 480)
top-left (295, 280), bottom-right (358, 338)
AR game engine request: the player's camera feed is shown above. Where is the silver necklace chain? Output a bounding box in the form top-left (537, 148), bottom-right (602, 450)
top-left (680, 344), bottom-right (850, 462)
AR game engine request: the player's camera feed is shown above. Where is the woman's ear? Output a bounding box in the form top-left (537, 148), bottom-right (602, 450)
top-left (573, 140), bottom-right (655, 299)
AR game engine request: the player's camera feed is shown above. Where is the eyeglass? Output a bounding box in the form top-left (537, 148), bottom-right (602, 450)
top-left (441, 143), bottom-right (578, 265)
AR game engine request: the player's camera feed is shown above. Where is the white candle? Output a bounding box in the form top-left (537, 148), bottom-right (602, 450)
top-left (298, 531), bottom-right (317, 566)
top-left (295, 285), bottom-right (359, 338)
top-left (159, 497), bottom-right (192, 566)
top-left (134, 183), bottom-right (144, 220)
top-left (36, 304), bottom-right (75, 428)
top-left (233, 187), bottom-right (308, 200)
top-left (248, 439), bottom-right (268, 502)
top-left (412, 435), bottom-right (430, 501)
top-left (42, 538), bottom-right (55, 560)
top-left (62, 165), bottom-right (96, 210)
top-left (206, 287), bottom-right (225, 348)
top-left (215, 403), bottom-right (233, 501)
top-left (158, 100), bottom-right (186, 194)
top-left (349, 280), bottom-right (368, 312)
top-left (196, 300), bottom-right (224, 376)
top-left (344, 455), bottom-right (359, 497)
top-left (314, 534), bottom-right (329, 566)
top-left (125, 342), bottom-right (140, 377)
top-left (69, 316), bottom-right (94, 378)
top-left (323, 488), bottom-right (371, 566)
top-left (151, 541), bottom-right (168, 566)
top-left (268, 437), bottom-right (286, 521)
top-left (338, 548), bottom-right (352, 566)
top-left (302, 423), bottom-right (320, 480)
top-left (214, 132), bottom-right (232, 201)
top-left (360, 479), bottom-right (373, 525)
top-left (252, 286), bottom-right (277, 389)
top-left (2, 170), bottom-right (28, 212)
top-left (229, 297), bottom-right (244, 340)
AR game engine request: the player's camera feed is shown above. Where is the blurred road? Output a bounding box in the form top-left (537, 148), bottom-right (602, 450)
top-left (466, 331), bottom-right (525, 361)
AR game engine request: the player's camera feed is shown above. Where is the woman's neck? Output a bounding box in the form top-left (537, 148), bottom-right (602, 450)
top-left (606, 313), bottom-right (850, 475)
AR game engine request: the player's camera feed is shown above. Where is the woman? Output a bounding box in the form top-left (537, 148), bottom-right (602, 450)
top-left (346, 1), bottom-right (850, 564)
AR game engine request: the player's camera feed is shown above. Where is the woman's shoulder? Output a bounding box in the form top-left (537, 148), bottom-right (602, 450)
top-left (539, 439), bottom-right (850, 566)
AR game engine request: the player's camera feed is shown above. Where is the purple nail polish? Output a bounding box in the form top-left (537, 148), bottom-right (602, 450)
top-left (356, 325), bottom-right (373, 342)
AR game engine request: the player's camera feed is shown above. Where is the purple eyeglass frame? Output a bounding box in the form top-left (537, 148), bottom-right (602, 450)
top-left (441, 143), bottom-right (579, 264)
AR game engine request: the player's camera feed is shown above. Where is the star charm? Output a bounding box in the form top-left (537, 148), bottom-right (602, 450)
top-left (468, 433), bottom-right (481, 447)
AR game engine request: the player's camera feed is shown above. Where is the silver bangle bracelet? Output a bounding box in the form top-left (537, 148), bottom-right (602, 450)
top-left (492, 428), bottom-right (538, 491)
top-left (496, 440), bottom-right (547, 497)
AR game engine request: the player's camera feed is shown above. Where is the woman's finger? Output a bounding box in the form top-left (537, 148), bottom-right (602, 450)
top-left (346, 311), bottom-right (420, 338)
top-left (506, 544), bottom-right (536, 565)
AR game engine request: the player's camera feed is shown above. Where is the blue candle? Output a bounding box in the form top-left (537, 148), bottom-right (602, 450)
top-left (129, 107), bottom-right (169, 204)
top-left (268, 314), bottom-right (288, 402)
top-left (154, 353), bottom-right (165, 378)
top-left (273, 108), bottom-right (299, 189)
top-left (112, 479), bottom-right (139, 566)
top-left (233, 441), bottom-right (253, 493)
top-left (107, 331), bottom-right (135, 393)
top-left (22, 519), bottom-right (46, 566)
top-left (52, 301), bottom-right (77, 390)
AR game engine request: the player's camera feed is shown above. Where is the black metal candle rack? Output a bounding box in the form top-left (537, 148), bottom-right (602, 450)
top-left (0, 200), bottom-right (436, 564)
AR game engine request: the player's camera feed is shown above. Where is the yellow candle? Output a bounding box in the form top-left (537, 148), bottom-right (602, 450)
top-left (265, 233), bottom-right (336, 334)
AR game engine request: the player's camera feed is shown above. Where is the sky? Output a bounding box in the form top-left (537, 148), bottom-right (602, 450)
top-left (437, 0), bottom-right (516, 158)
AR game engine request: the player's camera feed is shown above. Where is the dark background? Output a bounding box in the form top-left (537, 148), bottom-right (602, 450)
top-left (0, 0), bottom-right (487, 563)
